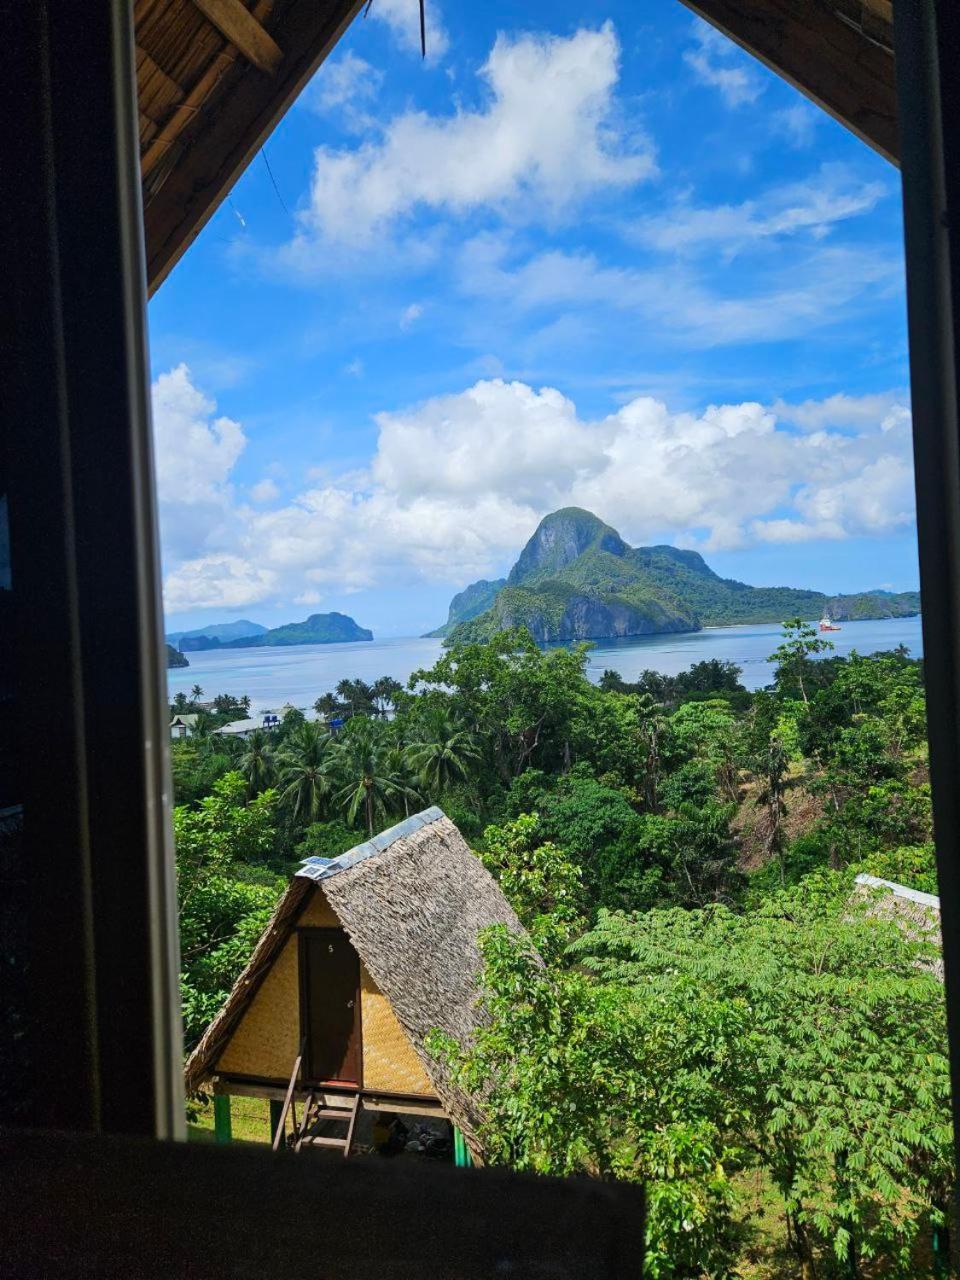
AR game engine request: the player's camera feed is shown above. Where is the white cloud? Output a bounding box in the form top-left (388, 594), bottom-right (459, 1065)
top-left (151, 364), bottom-right (246, 565)
top-left (773, 392), bottom-right (909, 433)
top-left (683, 21), bottom-right (764, 108)
top-left (367, 0), bottom-right (449, 60)
top-left (633, 166), bottom-right (887, 255)
top-left (285, 24), bottom-right (654, 249)
top-left (457, 234), bottom-right (899, 347)
top-left (152, 364), bottom-right (245, 505)
top-left (344, 357), bottom-right (364, 377)
top-left (163, 555), bottom-right (277, 612)
top-left (156, 371), bottom-right (916, 613)
top-left (303, 50), bottom-right (383, 118)
top-left (250, 478), bottom-right (280, 503)
top-left (400, 302), bottom-right (424, 329)
top-left (772, 102), bottom-right (819, 149)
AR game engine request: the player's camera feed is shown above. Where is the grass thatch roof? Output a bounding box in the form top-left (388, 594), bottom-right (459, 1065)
top-left (185, 808), bottom-right (528, 1155)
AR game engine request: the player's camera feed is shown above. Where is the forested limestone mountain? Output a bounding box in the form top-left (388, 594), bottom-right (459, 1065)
top-left (443, 508), bottom-right (920, 644)
top-left (425, 577), bottom-right (507, 638)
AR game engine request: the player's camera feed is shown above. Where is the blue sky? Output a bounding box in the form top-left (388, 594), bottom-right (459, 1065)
top-left (150, 0), bottom-right (917, 638)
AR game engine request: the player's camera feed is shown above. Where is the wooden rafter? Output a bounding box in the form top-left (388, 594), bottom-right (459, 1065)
top-left (190, 0), bottom-right (283, 75)
top-left (677, 0), bottom-right (898, 164)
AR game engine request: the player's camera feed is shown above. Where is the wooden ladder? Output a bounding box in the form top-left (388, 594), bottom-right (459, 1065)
top-left (294, 1092), bottom-right (360, 1158)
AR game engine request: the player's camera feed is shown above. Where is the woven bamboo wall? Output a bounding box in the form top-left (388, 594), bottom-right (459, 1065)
top-left (215, 885), bottom-right (434, 1095)
top-left (359, 961), bottom-right (433, 1095)
top-left (217, 930), bottom-right (299, 1079)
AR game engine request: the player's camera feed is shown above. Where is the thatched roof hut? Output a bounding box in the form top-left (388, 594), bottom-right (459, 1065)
top-left (185, 807), bottom-right (527, 1159)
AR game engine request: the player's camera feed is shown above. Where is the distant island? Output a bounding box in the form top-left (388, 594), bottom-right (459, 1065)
top-left (166, 644), bottom-right (189, 668)
top-left (431, 507), bottom-right (921, 644)
top-left (167, 619), bottom-right (267, 651)
top-left (166, 612), bottom-right (373, 652)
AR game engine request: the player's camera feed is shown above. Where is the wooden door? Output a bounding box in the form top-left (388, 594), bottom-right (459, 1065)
top-left (300, 929), bottom-right (361, 1086)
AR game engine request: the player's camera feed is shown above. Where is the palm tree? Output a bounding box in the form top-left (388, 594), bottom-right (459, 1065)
top-left (371, 675), bottom-right (403, 718)
top-left (384, 744), bottom-right (423, 819)
top-left (336, 678), bottom-right (375, 718)
top-left (190, 683), bottom-right (204, 704)
top-left (238, 728), bottom-right (277, 797)
top-left (331, 718), bottom-right (402, 836)
top-left (277, 721), bottom-right (332, 824)
top-left (406, 709), bottom-right (481, 797)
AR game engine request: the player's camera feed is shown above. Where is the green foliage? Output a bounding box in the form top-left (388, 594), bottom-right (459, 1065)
top-left (406, 707), bottom-right (481, 797)
top-left (294, 818), bottom-right (358, 860)
top-left (854, 843), bottom-right (939, 895)
top-left (430, 925), bottom-right (744, 1279)
top-left (769, 617), bottom-right (834, 705)
top-left (480, 814), bottom-right (586, 959)
top-left (575, 880), bottom-right (952, 1276)
top-left (175, 773), bottom-right (283, 1048)
top-left (175, 625), bottom-right (945, 1276)
top-left (277, 721), bottom-right (332, 823)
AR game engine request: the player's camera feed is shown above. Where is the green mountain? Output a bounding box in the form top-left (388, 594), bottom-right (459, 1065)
top-left (166, 644), bottom-right (189, 668)
top-left (443, 508), bottom-right (920, 644)
top-left (166, 619), bottom-right (267, 649)
top-left (424, 578), bottom-right (507, 638)
top-left (219, 612), bottom-right (372, 648)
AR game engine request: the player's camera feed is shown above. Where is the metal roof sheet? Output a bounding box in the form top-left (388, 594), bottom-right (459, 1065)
top-left (296, 806), bottom-right (445, 883)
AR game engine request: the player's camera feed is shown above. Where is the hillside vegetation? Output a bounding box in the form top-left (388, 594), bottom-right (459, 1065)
top-left (173, 621), bottom-right (947, 1277)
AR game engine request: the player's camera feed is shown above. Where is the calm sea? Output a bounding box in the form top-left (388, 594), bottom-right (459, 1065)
top-left (166, 615), bottom-right (924, 713)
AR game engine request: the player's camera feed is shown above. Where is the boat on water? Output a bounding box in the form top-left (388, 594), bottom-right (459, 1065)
top-left (819, 613), bottom-right (841, 633)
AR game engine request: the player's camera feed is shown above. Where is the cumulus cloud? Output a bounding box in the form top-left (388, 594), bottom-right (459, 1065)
top-left (151, 364), bottom-right (246, 564)
top-left (683, 21), bottom-right (764, 108)
top-left (285, 24), bottom-right (654, 249)
top-left (156, 370), bottom-right (916, 613)
top-left (368, 0), bottom-right (449, 60)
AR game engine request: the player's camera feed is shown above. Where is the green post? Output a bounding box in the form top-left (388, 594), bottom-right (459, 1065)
top-left (453, 1127), bottom-right (473, 1168)
top-left (269, 1098), bottom-right (284, 1146)
top-left (213, 1094), bottom-right (232, 1144)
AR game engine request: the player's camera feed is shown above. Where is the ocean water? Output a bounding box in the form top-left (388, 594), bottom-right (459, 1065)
top-left (166, 615), bottom-right (924, 712)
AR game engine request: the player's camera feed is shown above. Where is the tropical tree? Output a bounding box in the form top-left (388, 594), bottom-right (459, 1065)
top-left (277, 721), bottom-right (333, 825)
top-left (371, 675), bottom-right (403, 718)
top-left (406, 708), bottom-right (481, 796)
top-left (190, 683), bottom-right (204, 704)
top-left (238, 728), bottom-right (277, 798)
top-left (336, 678), bottom-right (375, 718)
top-left (332, 717), bottom-right (403, 836)
top-left (174, 772), bottom-right (282, 1047)
top-left (770, 618), bottom-right (834, 705)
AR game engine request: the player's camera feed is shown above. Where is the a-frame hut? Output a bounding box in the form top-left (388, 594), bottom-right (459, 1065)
top-left (184, 808), bottom-right (525, 1160)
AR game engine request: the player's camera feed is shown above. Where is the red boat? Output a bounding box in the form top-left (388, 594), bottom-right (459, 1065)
top-left (819, 613), bottom-right (841, 633)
